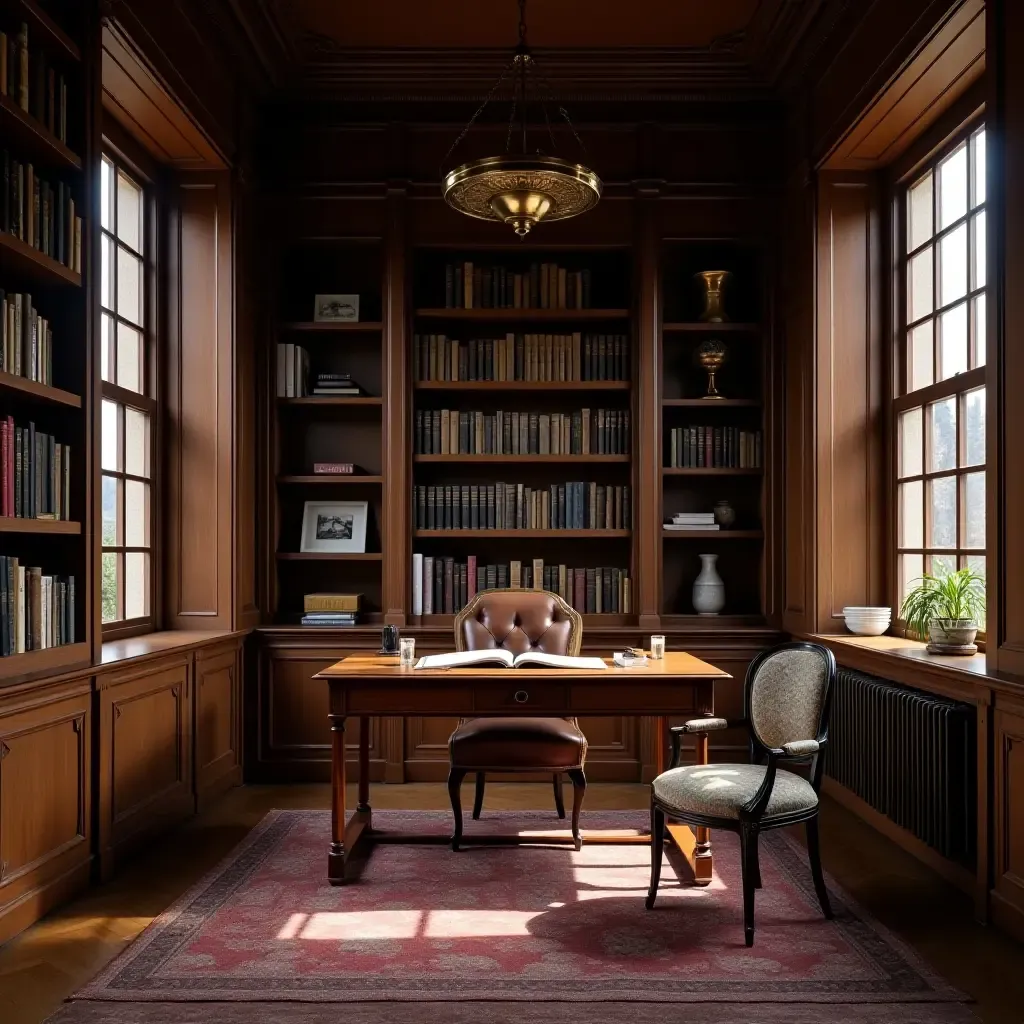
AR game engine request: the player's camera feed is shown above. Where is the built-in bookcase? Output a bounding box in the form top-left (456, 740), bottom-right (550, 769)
top-left (659, 240), bottom-right (767, 623)
top-left (0, 0), bottom-right (91, 679)
top-left (271, 238), bottom-right (385, 623)
top-left (409, 245), bottom-right (636, 627)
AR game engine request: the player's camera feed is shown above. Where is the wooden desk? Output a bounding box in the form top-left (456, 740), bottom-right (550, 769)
top-left (314, 651), bottom-right (731, 885)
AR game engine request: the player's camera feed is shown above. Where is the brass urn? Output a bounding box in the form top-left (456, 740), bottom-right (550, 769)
top-left (696, 338), bottom-right (727, 399)
top-left (695, 270), bottom-right (732, 323)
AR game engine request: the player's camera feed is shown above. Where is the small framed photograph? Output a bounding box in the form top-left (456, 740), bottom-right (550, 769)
top-left (300, 501), bottom-right (369, 553)
top-left (313, 294), bottom-right (360, 323)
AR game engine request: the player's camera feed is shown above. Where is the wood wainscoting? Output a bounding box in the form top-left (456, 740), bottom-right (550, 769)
top-left (992, 690), bottom-right (1024, 941)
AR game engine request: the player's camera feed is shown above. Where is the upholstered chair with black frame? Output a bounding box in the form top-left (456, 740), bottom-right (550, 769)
top-left (646, 641), bottom-right (837, 947)
top-left (447, 588), bottom-right (588, 851)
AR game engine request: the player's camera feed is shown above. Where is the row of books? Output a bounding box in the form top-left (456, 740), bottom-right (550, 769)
top-left (443, 262), bottom-right (594, 310)
top-left (414, 408), bottom-right (631, 457)
top-left (1, 22), bottom-right (71, 143)
top-left (1, 289), bottom-right (53, 384)
top-left (667, 426), bottom-right (763, 469)
top-left (412, 553), bottom-right (632, 615)
top-left (275, 343), bottom-right (310, 397)
top-left (414, 333), bottom-right (630, 383)
top-left (1, 152), bottom-right (82, 272)
top-left (413, 482), bottom-right (631, 532)
top-left (0, 556), bottom-right (75, 656)
top-left (0, 417), bottom-right (71, 519)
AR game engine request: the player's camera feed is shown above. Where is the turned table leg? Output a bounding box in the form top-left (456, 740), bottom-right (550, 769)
top-left (329, 716), bottom-right (347, 884)
top-left (357, 716), bottom-right (371, 815)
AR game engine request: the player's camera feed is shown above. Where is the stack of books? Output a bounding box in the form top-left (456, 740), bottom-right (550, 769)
top-left (301, 592), bottom-right (360, 627)
top-left (312, 373), bottom-right (362, 396)
top-left (664, 512), bottom-right (718, 531)
top-left (275, 343), bottom-right (309, 397)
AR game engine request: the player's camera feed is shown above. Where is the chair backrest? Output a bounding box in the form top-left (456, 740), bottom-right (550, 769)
top-left (454, 588), bottom-right (582, 656)
top-left (744, 642), bottom-right (836, 784)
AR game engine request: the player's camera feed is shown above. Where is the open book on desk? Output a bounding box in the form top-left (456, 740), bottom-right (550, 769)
top-left (414, 650), bottom-right (608, 671)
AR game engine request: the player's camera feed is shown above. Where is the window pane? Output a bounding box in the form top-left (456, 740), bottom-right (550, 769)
top-left (899, 408), bottom-right (923, 477)
top-left (101, 474), bottom-right (119, 546)
top-left (927, 397), bottom-right (957, 472)
top-left (116, 171), bottom-right (142, 252)
top-left (908, 248), bottom-right (934, 321)
top-left (101, 312), bottom-right (113, 383)
top-left (973, 293), bottom-right (986, 368)
top-left (900, 553), bottom-right (924, 604)
top-left (963, 387), bottom-right (985, 467)
top-left (908, 171), bottom-right (933, 250)
top-left (102, 551), bottom-right (121, 623)
top-left (125, 408), bottom-right (150, 477)
top-left (938, 222), bottom-right (968, 306)
top-left (971, 128), bottom-right (986, 208)
top-left (972, 211), bottom-right (986, 290)
top-left (963, 471), bottom-right (985, 548)
top-left (938, 302), bottom-right (968, 380)
top-left (908, 322), bottom-right (933, 391)
top-left (930, 553), bottom-right (956, 578)
top-left (125, 553), bottom-right (150, 620)
top-left (929, 476), bottom-right (957, 548)
top-left (101, 235), bottom-right (115, 310)
top-left (117, 248), bottom-right (143, 326)
top-left (939, 143), bottom-right (968, 229)
top-left (101, 400), bottom-right (120, 471)
top-left (966, 554), bottom-right (986, 582)
top-left (900, 480), bottom-right (924, 548)
top-left (101, 157), bottom-right (112, 232)
top-left (125, 480), bottom-right (150, 547)
top-left (117, 322), bottom-right (143, 393)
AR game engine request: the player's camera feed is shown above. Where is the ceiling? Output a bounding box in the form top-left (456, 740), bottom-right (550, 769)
top-left (278, 0), bottom-right (762, 50)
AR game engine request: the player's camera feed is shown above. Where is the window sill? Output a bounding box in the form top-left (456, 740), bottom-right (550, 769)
top-left (101, 629), bottom-right (246, 668)
top-left (806, 632), bottom-right (1024, 702)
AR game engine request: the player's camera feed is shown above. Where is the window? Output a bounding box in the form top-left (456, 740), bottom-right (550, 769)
top-left (100, 153), bottom-right (156, 633)
top-left (895, 124), bottom-right (986, 614)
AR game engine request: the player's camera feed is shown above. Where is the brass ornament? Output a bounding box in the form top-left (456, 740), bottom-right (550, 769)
top-left (696, 270), bottom-right (732, 323)
top-left (443, 156), bottom-right (603, 238)
top-left (696, 338), bottom-right (728, 399)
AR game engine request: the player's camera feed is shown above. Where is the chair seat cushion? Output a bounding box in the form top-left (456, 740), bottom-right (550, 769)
top-left (652, 763), bottom-right (818, 820)
top-left (449, 717), bottom-right (586, 770)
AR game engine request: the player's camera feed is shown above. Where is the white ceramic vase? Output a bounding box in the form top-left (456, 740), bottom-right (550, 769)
top-left (692, 553), bottom-right (726, 615)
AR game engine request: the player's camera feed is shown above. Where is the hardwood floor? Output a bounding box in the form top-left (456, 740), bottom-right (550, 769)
top-left (0, 783), bottom-right (1020, 1024)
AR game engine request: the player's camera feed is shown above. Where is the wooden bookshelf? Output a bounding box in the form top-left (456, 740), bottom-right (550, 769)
top-left (276, 552), bottom-right (384, 562)
top-left (0, 230), bottom-right (82, 287)
top-left (281, 321), bottom-right (384, 333)
top-left (662, 398), bottom-right (761, 408)
top-left (663, 467), bottom-right (762, 476)
top-left (277, 396), bottom-right (383, 407)
top-left (414, 529), bottom-right (631, 539)
top-left (416, 308), bottom-right (630, 322)
top-left (9, 0), bottom-right (82, 62)
top-left (0, 92), bottom-right (82, 172)
top-left (662, 530), bottom-right (764, 540)
top-left (0, 371), bottom-right (81, 408)
top-left (415, 380), bottom-right (630, 392)
top-left (663, 322), bottom-right (762, 333)
top-left (0, 641), bottom-right (89, 685)
top-left (0, 519), bottom-right (81, 535)
top-left (414, 454), bottom-right (629, 464)
top-left (276, 475), bottom-right (384, 484)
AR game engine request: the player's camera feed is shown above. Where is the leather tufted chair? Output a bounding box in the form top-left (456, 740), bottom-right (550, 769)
top-left (447, 588), bottom-right (588, 850)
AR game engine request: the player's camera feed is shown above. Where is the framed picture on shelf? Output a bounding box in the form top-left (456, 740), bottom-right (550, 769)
top-left (300, 501), bottom-right (369, 553)
top-left (313, 294), bottom-right (360, 323)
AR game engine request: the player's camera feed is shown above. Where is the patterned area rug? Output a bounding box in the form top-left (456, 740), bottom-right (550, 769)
top-left (71, 810), bottom-right (971, 1014)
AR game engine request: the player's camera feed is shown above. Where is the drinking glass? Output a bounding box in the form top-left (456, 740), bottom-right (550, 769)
top-left (650, 635), bottom-right (666, 660)
top-left (399, 637), bottom-right (416, 668)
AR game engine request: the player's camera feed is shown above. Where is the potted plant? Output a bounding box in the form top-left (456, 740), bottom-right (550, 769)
top-left (899, 568), bottom-right (986, 654)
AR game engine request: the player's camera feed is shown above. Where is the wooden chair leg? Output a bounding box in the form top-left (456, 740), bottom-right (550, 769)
top-left (566, 768), bottom-right (586, 850)
top-left (472, 772), bottom-right (485, 820)
top-left (448, 768), bottom-right (467, 850)
top-left (805, 816), bottom-right (833, 919)
top-left (646, 803), bottom-right (666, 909)
top-left (740, 826), bottom-right (758, 947)
top-left (552, 773), bottom-right (566, 819)
top-left (751, 834), bottom-right (762, 889)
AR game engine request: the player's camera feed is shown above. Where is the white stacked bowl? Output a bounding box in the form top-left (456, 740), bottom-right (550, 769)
top-left (842, 606), bottom-right (891, 636)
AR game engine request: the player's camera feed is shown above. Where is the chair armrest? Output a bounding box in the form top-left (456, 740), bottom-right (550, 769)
top-left (781, 739), bottom-right (820, 757)
top-left (670, 717), bottom-right (732, 735)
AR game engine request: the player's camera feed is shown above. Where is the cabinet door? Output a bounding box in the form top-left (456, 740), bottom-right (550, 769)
top-left (0, 682), bottom-right (91, 944)
top-left (98, 655), bottom-right (193, 877)
top-left (993, 699), bottom-right (1024, 941)
top-left (195, 642), bottom-right (242, 807)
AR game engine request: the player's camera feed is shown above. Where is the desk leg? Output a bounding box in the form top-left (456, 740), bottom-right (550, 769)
top-left (357, 716), bottom-right (371, 817)
top-left (329, 717), bottom-right (348, 884)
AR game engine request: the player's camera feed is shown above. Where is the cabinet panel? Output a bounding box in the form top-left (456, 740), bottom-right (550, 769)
top-left (195, 643), bottom-right (243, 807)
top-left (98, 656), bottom-right (193, 877)
top-left (993, 703), bottom-right (1024, 940)
top-left (0, 682), bottom-right (92, 945)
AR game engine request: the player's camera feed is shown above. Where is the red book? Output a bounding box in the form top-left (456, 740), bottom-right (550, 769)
top-left (467, 554), bottom-right (477, 601)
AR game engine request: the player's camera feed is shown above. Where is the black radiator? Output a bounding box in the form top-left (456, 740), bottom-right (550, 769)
top-left (825, 667), bottom-right (976, 867)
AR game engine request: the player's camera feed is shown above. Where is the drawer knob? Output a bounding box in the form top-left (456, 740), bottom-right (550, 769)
top-left (514, 690), bottom-right (529, 704)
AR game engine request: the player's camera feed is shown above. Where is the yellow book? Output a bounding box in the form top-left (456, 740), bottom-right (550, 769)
top-left (304, 593), bottom-right (362, 612)
top-left (532, 558), bottom-right (544, 590)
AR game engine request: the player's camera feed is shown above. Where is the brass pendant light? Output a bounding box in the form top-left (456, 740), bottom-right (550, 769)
top-left (441, 0), bottom-right (602, 238)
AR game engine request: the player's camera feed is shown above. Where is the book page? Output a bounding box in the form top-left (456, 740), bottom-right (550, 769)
top-left (511, 652), bottom-right (608, 670)
top-left (414, 649), bottom-right (514, 670)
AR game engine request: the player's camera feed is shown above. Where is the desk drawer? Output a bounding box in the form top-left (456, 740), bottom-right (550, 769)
top-left (473, 684), bottom-right (568, 713)
top-left (570, 682), bottom-right (697, 713)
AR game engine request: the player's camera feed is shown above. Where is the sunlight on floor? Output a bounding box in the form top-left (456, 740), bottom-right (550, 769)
top-left (275, 909), bottom-right (545, 940)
